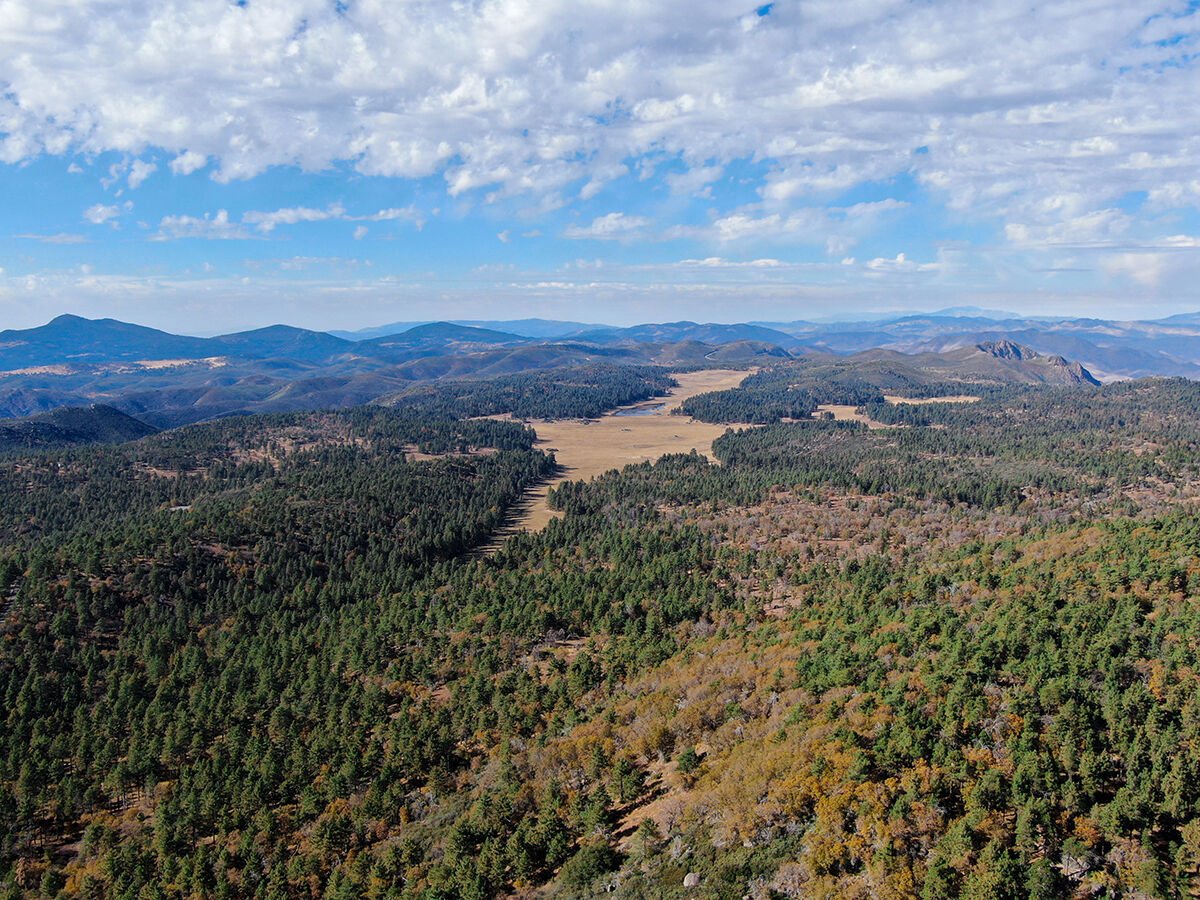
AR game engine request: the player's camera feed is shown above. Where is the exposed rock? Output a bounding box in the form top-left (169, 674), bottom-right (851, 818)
top-left (977, 339), bottom-right (1035, 360)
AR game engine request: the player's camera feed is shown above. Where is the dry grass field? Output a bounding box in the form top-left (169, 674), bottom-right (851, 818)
top-left (508, 369), bottom-right (751, 533)
top-left (814, 394), bottom-right (982, 430)
top-left (812, 404), bottom-right (889, 429)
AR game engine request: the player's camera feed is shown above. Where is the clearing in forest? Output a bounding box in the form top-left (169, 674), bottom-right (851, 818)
top-left (814, 393), bottom-right (982, 429)
top-left (499, 369), bottom-right (750, 536)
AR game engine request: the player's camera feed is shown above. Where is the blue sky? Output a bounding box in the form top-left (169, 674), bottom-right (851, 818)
top-left (2, 0), bottom-right (1199, 333)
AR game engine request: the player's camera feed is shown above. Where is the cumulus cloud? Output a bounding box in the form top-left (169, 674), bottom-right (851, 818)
top-left (169, 151), bottom-right (207, 175)
top-left (0, 0), bottom-right (1197, 253)
top-left (127, 159), bottom-right (157, 189)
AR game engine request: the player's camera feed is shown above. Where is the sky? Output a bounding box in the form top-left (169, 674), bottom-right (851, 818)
top-left (1, 0), bottom-right (1200, 333)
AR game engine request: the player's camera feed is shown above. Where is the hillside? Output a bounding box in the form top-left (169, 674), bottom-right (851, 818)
top-left (4, 376), bottom-right (1200, 896)
top-left (911, 339), bottom-right (1100, 385)
top-left (0, 404), bottom-right (157, 452)
top-left (0, 315), bottom-right (213, 369)
top-left (678, 343), bottom-right (1100, 424)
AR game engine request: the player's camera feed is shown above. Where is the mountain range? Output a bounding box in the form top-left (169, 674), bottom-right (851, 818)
top-left (326, 309), bottom-right (1200, 381)
top-left (0, 310), bottom-right (1192, 427)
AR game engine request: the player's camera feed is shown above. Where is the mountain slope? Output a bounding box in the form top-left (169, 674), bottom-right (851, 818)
top-left (0, 404), bottom-right (157, 451)
top-left (0, 315), bottom-right (214, 369)
top-left (210, 325), bottom-right (354, 363)
top-left (576, 321), bottom-right (809, 350)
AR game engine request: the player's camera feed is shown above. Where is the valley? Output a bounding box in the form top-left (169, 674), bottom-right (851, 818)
top-left (499, 368), bottom-right (751, 534)
top-left (3, 317), bottom-right (1200, 899)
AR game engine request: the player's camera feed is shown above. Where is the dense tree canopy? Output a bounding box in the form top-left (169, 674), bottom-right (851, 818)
top-left (2, 373), bottom-right (1200, 897)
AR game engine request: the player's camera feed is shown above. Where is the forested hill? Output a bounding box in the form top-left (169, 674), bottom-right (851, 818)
top-left (0, 405), bottom-right (157, 453)
top-left (4, 374), bottom-right (1200, 897)
top-left (678, 347), bottom-right (1100, 424)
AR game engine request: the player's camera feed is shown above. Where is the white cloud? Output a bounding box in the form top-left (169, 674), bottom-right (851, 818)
top-left (564, 212), bottom-right (651, 240)
top-left (1100, 252), bottom-right (1171, 289)
top-left (148, 203), bottom-right (427, 240)
top-left (169, 151), bottom-right (207, 175)
top-left (677, 257), bottom-right (784, 268)
top-left (353, 206), bottom-right (425, 228)
top-left (1163, 235), bottom-right (1200, 248)
top-left (668, 199), bottom-right (908, 247)
top-left (152, 209), bottom-right (250, 241)
top-left (243, 203), bottom-right (347, 234)
top-left (15, 232), bottom-right (89, 244)
top-left (864, 253), bottom-right (941, 275)
top-left (666, 165), bottom-right (723, 197)
top-left (127, 159), bottom-right (157, 189)
top-left (0, 0), bottom-right (1196, 252)
top-left (83, 204), bottom-right (122, 226)
top-left (1098, 241), bottom-right (1200, 289)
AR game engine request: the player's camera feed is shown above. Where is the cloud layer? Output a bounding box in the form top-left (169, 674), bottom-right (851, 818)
top-left (1, 0), bottom-right (1196, 233)
top-left (2, 0), bottom-right (1200, 333)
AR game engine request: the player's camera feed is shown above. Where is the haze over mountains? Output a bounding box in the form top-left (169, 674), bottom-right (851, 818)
top-left (0, 309), bottom-right (1192, 427)
top-left (334, 309), bottom-right (1200, 380)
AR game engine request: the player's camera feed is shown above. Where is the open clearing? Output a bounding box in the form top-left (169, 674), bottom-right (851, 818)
top-left (815, 394), bottom-right (982, 429)
top-left (812, 404), bottom-right (890, 430)
top-left (496, 369), bottom-right (750, 537)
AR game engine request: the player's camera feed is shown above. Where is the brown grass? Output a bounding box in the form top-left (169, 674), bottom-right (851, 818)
top-left (510, 369), bottom-right (752, 533)
top-left (812, 404), bottom-right (890, 430)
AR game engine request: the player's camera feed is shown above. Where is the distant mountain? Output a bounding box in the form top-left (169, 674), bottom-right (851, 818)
top-left (331, 318), bottom-right (600, 341)
top-left (764, 312), bottom-right (1200, 380)
top-left (354, 322), bottom-right (529, 364)
top-left (211, 325), bottom-right (354, 364)
top-left (0, 314), bottom-right (213, 369)
top-left (575, 321), bottom-right (808, 350)
top-left (460, 319), bottom-right (602, 339)
top-left (1156, 312), bottom-right (1200, 326)
top-left (967, 340), bottom-right (1101, 385)
top-left (0, 404), bottom-right (157, 452)
top-left (846, 341), bottom-right (1098, 387)
top-left (383, 322), bottom-right (527, 345)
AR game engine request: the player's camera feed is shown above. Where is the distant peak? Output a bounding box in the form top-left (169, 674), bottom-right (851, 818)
top-left (977, 339), bottom-right (1036, 361)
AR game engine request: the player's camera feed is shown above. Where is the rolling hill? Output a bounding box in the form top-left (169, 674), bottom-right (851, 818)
top-left (0, 404), bottom-right (157, 452)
